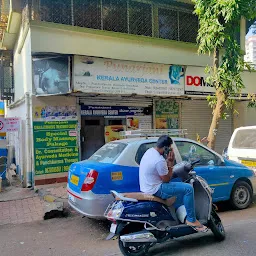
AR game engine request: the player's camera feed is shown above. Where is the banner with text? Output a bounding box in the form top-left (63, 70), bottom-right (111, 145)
top-left (185, 66), bottom-right (256, 97)
top-left (81, 105), bottom-right (146, 117)
top-left (74, 56), bottom-right (185, 96)
top-left (33, 121), bottom-right (79, 176)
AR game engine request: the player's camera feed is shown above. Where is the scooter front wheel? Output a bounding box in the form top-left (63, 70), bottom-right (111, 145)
top-left (208, 210), bottom-right (225, 241)
top-left (118, 238), bottom-right (151, 256)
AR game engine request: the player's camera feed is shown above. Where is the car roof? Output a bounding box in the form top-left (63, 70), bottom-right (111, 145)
top-left (235, 126), bottom-right (256, 130)
top-left (116, 137), bottom-right (194, 145)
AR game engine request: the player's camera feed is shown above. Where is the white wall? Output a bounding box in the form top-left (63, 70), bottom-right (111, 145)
top-left (30, 23), bottom-right (213, 67)
top-left (13, 29), bottom-right (33, 101)
top-left (5, 101), bottom-right (27, 180)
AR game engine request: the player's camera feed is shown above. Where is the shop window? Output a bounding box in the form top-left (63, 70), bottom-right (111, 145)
top-left (39, 0), bottom-right (72, 25)
top-left (129, 1), bottom-right (152, 37)
top-left (158, 8), bottom-right (178, 41)
top-left (73, 0), bottom-right (101, 29)
top-left (102, 0), bottom-right (128, 33)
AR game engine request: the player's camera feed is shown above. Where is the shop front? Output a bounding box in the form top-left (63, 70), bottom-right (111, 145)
top-left (73, 55), bottom-right (185, 159)
top-left (79, 104), bottom-right (153, 159)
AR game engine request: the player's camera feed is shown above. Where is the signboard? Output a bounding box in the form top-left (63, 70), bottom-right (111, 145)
top-left (105, 125), bottom-right (126, 143)
top-left (33, 56), bottom-right (70, 96)
top-left (33, 105), bottom-right (77, 121)
top-left (126, 116), bottom-right (152, 130)
top-left (74, 56), bottom-right (185, 96)
top-left (155, 100), bottom-right (179, 129)
top-left (81, 105), bottom-right (147, 117)
top-left (185, 66), bottom-right (256, 97)
top-left (33, 121), bottom-right (79, 175)
top-left (0, 118), bottom-right (20, 132)
top-left (185, 66), bottom-right (215, 96)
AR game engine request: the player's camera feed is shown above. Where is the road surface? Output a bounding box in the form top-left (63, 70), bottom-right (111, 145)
top-left (1, 202), bottom-right (256, 256)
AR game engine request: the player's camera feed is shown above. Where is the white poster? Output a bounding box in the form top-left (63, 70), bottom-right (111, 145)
top-left (0, 118), bottom-right (20, 132)
top-left (126, 116), bottom-right (152, 130)
top-left (74, 56), bottom-right (185, 96)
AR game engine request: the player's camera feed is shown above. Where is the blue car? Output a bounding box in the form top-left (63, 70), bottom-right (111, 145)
top-left (67, 137), bottom-right (256, 219)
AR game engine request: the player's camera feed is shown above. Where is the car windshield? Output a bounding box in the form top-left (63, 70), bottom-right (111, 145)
top-left (232, 129), bottom-right (256, 149)
top-left (88, 142), bottom-right (127, 163)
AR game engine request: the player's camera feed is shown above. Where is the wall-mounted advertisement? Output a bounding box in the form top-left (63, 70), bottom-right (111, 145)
top-left (74, 56), bottom-right (185, 96)
top-left (105, 125), bottom-right (126, 143)
top-left (185, 66), bottom-right (256, 97)
top-left (155, 100), bottom-right (179, 129)
top-left (33, 105), bottom-right (77, 121)
top-left (33, 120), bottom-right (79, 176)
top-left (185, 66), bottom-right (215, 96)
top-left (126, 116), bottom-right (152, 130)
top-left (81, 105), bottom-right (146, 117)
top-left (33, 56), bottom-right (70, 96)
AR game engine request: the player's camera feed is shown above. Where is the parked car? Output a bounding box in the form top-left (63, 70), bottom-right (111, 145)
top-left (67, 137), bottom-right (256, 219)
top-left (227, 126), bottom-right (256, 169)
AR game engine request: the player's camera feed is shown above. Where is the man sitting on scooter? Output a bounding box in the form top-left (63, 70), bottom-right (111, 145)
top-left (139, 135), bottom-right (208, 232)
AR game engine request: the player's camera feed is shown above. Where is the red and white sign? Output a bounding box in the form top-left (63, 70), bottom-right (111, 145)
top-left (0, 118), bottom-right (20, 132)
top-left (185, 66), bottom-right (215, 96)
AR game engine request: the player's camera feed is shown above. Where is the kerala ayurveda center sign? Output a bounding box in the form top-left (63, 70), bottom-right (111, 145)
top-left (73, 56), bottom-right (185, 96)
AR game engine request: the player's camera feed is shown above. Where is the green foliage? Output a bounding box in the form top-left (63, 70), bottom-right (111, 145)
top-left (193, 0), bottom-right (256, 108)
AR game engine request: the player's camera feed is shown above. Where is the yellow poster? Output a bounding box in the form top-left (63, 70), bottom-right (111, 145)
top-left (105, 125), bottom-right (126, 143)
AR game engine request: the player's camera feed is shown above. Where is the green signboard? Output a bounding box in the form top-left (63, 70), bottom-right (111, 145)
top-left (33, 120), bottom-right (79, 176)
top-left (155, 100), bottom-right (179, 129)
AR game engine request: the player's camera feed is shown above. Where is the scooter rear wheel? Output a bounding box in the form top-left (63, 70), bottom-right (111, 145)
top-left (208, 210), bottom-right (225, 241)
top-left (118, 238), bottom-right (151, 256)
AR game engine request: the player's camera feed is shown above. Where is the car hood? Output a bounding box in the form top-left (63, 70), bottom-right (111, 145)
top-left (224, 158), bottom-right (247, 168)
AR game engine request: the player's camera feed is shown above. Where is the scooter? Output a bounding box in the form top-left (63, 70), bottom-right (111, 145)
top-left (104, 160), bottom-right (225, 256)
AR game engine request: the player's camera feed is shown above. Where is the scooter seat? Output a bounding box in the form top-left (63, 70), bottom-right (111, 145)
top-left (116, 192), bottom-right (176, 207)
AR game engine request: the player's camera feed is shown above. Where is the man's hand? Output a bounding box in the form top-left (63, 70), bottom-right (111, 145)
top-left (167, 149), bottom-right (175, 167)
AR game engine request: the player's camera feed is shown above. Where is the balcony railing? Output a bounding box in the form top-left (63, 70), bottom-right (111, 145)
top-left (22, 0), bottom-right (199, 44)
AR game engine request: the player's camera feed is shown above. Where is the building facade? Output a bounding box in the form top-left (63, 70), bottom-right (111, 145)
top-left (0, 0), bottom-right (256, 187)
top-left (245, 35), bottom-right (256, 68)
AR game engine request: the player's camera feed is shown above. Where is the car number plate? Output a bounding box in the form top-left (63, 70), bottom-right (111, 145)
top-left (241, 160), bottom-right (256, 168)
top-left (70, 175), bottom-right (79, 185)
top-left (110, 223), bottom-right (117, 234)
top-left (68, 194), bottom-right (76, 203)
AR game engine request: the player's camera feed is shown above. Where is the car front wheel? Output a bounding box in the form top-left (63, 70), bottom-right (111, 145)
top-left (230, 181), bottom-right (252, 210)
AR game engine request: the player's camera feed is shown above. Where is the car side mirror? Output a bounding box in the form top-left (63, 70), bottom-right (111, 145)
top-left (222, 147), bottom-right (228, 159)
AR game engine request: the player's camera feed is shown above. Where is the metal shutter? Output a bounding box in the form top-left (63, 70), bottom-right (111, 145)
top-left (180, 100), bottom-right (233, 154)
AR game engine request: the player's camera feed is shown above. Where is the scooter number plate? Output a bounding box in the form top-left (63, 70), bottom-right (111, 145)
top-left (110, 223), bottom-right (117, 234)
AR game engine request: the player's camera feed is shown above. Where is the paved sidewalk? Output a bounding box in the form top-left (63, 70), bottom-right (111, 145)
top-left (0, 197), bottom-right (44, 225)
top-left (0, 184), bottom-right (73, 226)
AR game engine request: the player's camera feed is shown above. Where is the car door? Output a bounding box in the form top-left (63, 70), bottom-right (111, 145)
top-left (174, 140), bottom-right (232, 202)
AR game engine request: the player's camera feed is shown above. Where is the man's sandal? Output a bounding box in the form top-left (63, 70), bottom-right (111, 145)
top-left (187, 224), bottom-right (208, 233)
